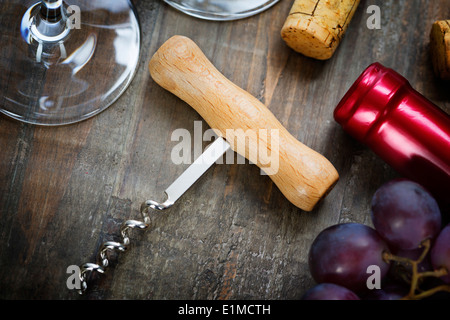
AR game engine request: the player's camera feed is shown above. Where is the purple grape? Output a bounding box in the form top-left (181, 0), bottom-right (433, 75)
top-left (364, 284), bottom-right (407, 300)
top-left (302, 283), bottom-right (360, 300)
top-left (308, 223), bottom-right (390, 293)
top-left (430, 224), bottom-right (450, 284)
top-left (370, 179), bottom-right (441, 250)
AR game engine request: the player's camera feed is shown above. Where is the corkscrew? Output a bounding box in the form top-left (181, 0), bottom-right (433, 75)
top-left (76, 36), bottom-right (338, 293)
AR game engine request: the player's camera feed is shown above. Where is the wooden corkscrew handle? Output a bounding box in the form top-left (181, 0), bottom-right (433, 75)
top-left (148, 35), bottom-right (338, 211)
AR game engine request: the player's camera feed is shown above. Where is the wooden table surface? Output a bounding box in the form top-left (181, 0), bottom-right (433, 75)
top-left (1, 0), bottom-right (449, 300)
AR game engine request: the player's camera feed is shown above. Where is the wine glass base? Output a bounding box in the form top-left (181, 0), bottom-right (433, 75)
top-left (0, 1), bottom-right (140, 126)
top-left (163, 0), bottom-right (279, 21)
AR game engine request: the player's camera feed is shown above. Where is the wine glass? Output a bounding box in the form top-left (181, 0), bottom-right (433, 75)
top-left (163, 0), bottom-right (279, 21)
top-left (0, 0), bottom-right (140, 126)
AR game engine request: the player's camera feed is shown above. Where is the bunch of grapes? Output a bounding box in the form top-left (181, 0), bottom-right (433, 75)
top-left (303, 179), bottom-right (450, 300)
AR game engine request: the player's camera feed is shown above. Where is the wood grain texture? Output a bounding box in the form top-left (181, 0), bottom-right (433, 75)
top-left (0, 0), bottom-right (449, 300)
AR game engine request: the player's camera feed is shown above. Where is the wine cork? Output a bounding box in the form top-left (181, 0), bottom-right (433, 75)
top-left (281, 0), bottom-right (360, 60)
top-left (430, 20), bottom-right (450, 80)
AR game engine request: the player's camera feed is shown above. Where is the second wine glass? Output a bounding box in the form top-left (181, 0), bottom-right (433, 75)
top-left (163, 0), bottom-right (280, 21)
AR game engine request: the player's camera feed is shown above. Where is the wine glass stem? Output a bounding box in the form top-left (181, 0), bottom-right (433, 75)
top-left (31, 0), bottom-right (70, 40)
top-left (40, 0), bottom-right (64, 22)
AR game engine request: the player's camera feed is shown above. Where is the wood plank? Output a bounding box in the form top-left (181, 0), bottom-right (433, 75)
top-left (0, 0), bottom-right (449, 300)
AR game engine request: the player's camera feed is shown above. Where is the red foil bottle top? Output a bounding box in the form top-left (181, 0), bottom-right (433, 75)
top-left (334, 62), bottom-right (450, 204)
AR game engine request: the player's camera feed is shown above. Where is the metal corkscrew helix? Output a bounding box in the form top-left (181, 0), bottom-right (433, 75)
top-left (77, 199), bottom-right (172, 294)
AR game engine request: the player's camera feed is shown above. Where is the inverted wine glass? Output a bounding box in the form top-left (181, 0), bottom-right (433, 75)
top-left (0, 0), bottom-right (140, 126)
top-left (163, 0), bottom-right (279, 21)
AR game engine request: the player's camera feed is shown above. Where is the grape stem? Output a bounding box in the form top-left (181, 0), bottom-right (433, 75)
top-left (382, 239), bottom-right (450, 300)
